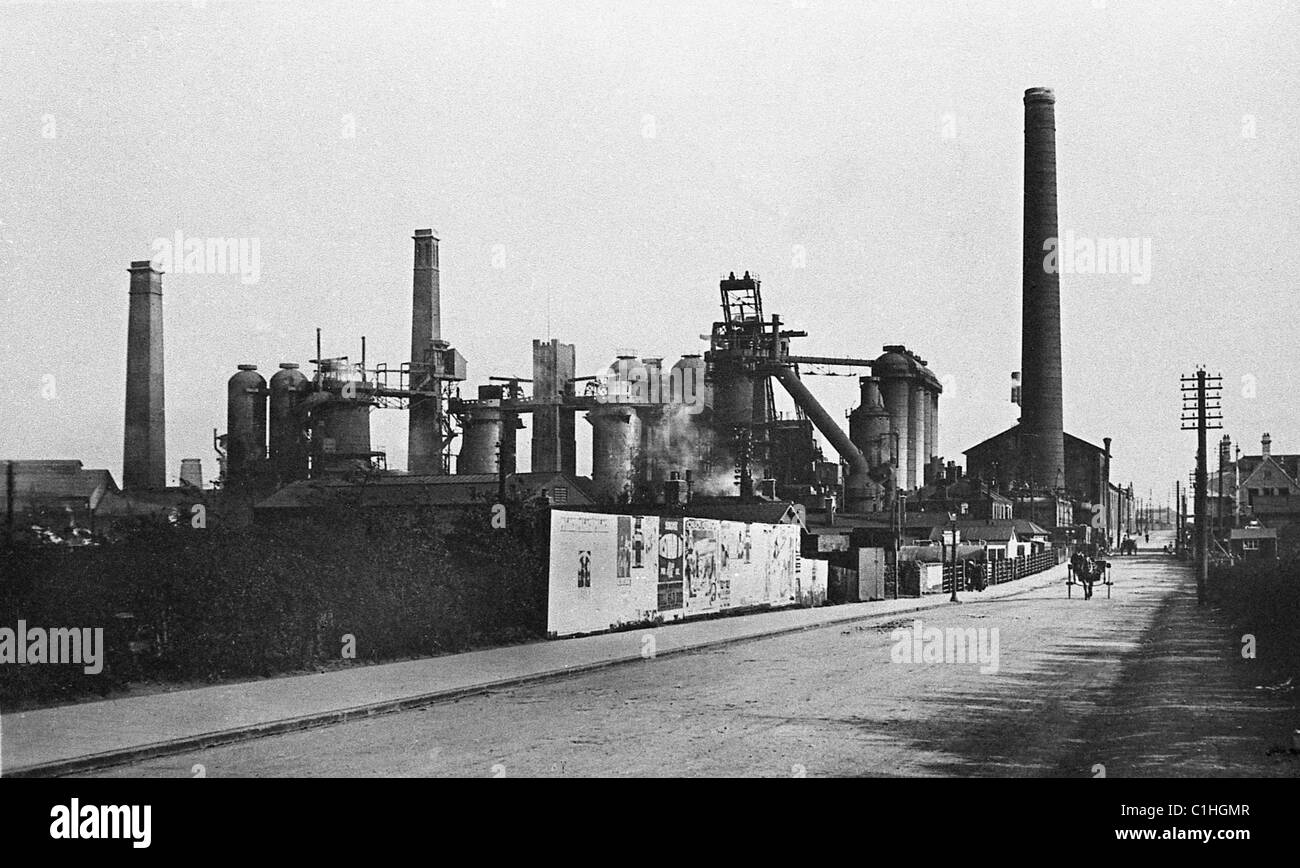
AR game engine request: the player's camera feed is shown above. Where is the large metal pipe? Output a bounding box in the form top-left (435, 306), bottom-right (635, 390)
top-left (408, 228), bottom-right (444, 474)
top-left (768, 365), bottom-right (870, 512)
top-left (123, 261), bottom-right (166, 490)
top-left (1021, 87), bottom-right (1066, 491)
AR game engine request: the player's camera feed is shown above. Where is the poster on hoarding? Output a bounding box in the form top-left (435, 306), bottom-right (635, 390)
top-left (766, 524), bottom-right (799, 604)
top-left (547, 510), bottom-right (808, 638)
top-left (547, 511), bottom-right (658, 636)
top-left (616, 515), bottom-right (631, 583)
top-left (683, 518), bottom-right (720, 613)
top-left (722, 522), bottom-right (771, 608)
top-left (657, 516), bottom-right (685, 613)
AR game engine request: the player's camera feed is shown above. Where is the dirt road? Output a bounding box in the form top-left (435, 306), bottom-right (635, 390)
top-left (83, 542), bottom-right (1300, 777)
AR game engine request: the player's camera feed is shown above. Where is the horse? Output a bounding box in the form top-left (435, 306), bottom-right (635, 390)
top-left (1070, 550), bottom-right (1103, 600)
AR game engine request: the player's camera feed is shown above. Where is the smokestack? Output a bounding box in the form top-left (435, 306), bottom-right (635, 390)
top-left (1021, 87), bottom-right (1066, 492)
top-left (1262, 433), bottom-right (1271, 457)
top-left (408, 229), bottom-right (444, 474)
top-left (123, 260), bottom-right (165, 490)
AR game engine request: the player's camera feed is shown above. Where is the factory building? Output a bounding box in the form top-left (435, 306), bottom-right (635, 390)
top-left (960, 87), bottom-right (1133, 545)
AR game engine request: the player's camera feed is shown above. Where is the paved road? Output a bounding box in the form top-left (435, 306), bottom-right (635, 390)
top-left (83, 540), bottom-right (1299, 777)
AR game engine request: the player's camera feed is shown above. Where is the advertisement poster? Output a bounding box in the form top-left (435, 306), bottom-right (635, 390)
top-left (547, 511), bottom-right (807, 638)
top-left (616, 516), bottom-right (632, 584)
top-left (547, 511), bottom-right (658, 636)
top-left (683, 518), bottom-right (720, 613)
top-left (657, 516), bottom-right (685, 613)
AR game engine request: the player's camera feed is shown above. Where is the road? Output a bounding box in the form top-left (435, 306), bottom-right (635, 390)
top-left (83, 537), bottom-right (1300, 777)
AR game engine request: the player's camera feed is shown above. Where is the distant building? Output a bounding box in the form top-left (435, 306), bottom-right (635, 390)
top-left (1, 460), bottom-right (118, 530)
top-left (964, 425), bottom-right (1133, 543)
top-left (1228, 527), bottom-right (1278, 561)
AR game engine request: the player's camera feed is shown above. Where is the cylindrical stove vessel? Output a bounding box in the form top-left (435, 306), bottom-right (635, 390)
top-left (458, 411), bottom-right (503, 474)
top-left (874, 349), bottom-right (911, 481)
top-left (930, 389), bottom-right (940, 468)
top-left (589, 405), bottom-right (642, 503)
top-left (269, 362), bottom-right (309, 481)
top-left (226, 364), bottom-right (267, 481)
top-left (312, 400), bottom-right (372, 472)
top-left (671, 354), bottom-right (711, 413)
top-left (849, 376), bottom-right (892, 469)
top-left (907, 381), bottom-right (925, 491)
top-left (922, 385), bottom-right (936, 484)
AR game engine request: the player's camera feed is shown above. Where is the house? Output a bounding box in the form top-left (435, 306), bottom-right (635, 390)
top-left (928, 519), bottom-right (1022, 560)
top-left (1229, 527), bottom-right (1278, 561)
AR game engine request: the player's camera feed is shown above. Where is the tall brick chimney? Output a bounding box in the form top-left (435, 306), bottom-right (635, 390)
top-left (1020, 87), bottom-right (1066, 492)
top-left (123, 260), bottom-right (166, 490)
top-left (407, 229), bottom-right (444, 474)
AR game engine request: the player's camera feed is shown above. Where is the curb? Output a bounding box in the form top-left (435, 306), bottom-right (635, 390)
top-left (6, 566), bottom-right (1066, 777)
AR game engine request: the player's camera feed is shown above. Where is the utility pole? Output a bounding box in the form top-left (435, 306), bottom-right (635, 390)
top-left (948, 511), bottom-right (959, 603)
top-left (1174, 480), bottom-right (1181, 555)
top-left (1181, 368), bottom-right (1223, 605)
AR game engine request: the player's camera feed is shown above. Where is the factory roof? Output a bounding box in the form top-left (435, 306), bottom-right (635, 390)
top-left (0, 460), bottom-right (119, 511)
top-left (577, 501), bottom-right (807, 529)
top-left (962, 424), bottom-right (1108, 458)
top-left (254, 471), bottom-right (597, 512)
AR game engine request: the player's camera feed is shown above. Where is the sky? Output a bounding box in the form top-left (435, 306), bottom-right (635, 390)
top-left (1, 0), bottom-right (1296, 509)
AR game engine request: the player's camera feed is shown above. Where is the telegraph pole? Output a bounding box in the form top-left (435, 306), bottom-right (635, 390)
top-left (1181, 368), bottom-right (1223, 605)
top-left (1174, 480), bottom-right (1181, 556)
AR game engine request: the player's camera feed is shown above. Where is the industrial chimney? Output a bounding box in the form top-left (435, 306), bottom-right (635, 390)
top-left (123, 260), bottom-right (166, 490)
top-left (408, 229), bottom-right (444, 474)
top-left (1020, 87), bottom-right (1066, 491)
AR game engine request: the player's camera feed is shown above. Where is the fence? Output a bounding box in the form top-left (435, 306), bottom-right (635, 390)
top-left (938, 548), bottom-right (1062, 595)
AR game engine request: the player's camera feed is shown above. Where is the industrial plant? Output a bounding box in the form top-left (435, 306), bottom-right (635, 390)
top-left (4, 87), bottom-right (1136, 587)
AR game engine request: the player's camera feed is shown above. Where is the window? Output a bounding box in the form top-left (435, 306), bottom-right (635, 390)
top-left (552, 486), bottom-right (568, 504)
top-left (1242, 539), bottom-right (1260, 551)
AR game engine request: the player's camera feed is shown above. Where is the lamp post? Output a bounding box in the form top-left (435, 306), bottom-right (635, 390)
top-left (948, 511), bottom-right (959, 603)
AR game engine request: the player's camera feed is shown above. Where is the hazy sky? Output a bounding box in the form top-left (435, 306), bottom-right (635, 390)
top-left (2, 0), bottom-right (1296, 506)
